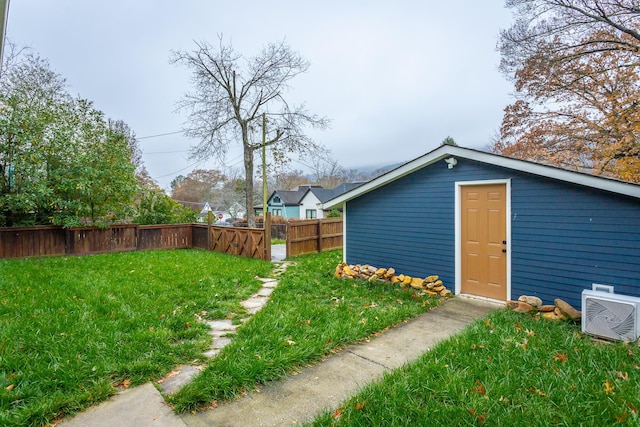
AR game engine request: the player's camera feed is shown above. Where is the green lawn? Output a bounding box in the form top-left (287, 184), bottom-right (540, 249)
top-left (308, 309), bottom-right (640, 426)
top-left (168, 250), bottom-right (443, 412)
top-left (4, 249), bottom-right (636, 426)
top-left (0, 249), bottom-right (443, 426)
top-left (0, 250), bottom-right (273, 427)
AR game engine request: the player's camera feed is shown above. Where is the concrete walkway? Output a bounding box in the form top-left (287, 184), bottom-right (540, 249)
top-left (180, 297), bottom-right (499, 427)
top-left (58, 248), bottom-right (500, 426)
top-left (270, 244), bottom-right (286, 262)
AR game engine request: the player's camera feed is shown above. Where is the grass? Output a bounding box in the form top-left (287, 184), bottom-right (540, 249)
top-left (307, 309), bottom-right (640, 426)
top-left (0, 250), bottom-right (273, 427)
top-left (271, 239), bottom-right (286, 245)
top-left (168, 250), bottom-right (444, 412)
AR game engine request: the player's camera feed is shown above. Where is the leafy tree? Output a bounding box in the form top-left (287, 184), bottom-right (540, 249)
top-left (493, 0), bottom-right (640, 182)
top-left (170, 174), bottom-right (186, 191)
top-left (170, 168), bottom-right (228, 207)
top-left (109, 118), bottom-right (143, 173)
top-left (134, 190), bottom-right (197, 225)
top-left (171, 37), bottom-right (329, 227)
top-left (0, 50), bottom-right (139, 227)
top-left (441, 136), bottom-right (457, 146)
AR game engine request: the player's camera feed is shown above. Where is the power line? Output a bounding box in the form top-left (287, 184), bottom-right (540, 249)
top-left (152, 160), bottom-right (203, 179)
top-left (138, 130), bottom-right (183, 140)
top-left (143, 150), bottom-right (188, 155)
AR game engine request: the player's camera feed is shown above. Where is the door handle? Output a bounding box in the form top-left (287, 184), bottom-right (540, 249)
top-left (502, 248), bottom-right (507, 253)
top-left (502, 240), bottom-right (507, 245)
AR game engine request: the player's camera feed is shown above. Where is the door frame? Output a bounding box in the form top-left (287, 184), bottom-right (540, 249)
top-left (454, 179), bottom-right (512, 302)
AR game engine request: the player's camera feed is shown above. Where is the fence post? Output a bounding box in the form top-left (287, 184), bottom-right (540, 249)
top-left (264, 212), bottom-right (272, 261)
top-left (285, 221), bottom-right (290, 259)
top-left (64, 228), bottom-right (71, 255)
top-left (207, 211), bottom-right (213, 251)
top-left (317, 219), bottom-right (323, 253)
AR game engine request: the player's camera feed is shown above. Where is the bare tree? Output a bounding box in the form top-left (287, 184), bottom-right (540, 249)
top-left (309, 153), bottom-right (349, 189)
top-left (171, 37), bottom-right (329, 227)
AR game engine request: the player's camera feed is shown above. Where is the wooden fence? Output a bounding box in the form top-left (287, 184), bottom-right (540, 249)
top-left (0, 223), bottom-right (270, 260)
top-left (286, 218), bottom-right (343, 257)
top-left (0, 216), bottom-right (339, 260)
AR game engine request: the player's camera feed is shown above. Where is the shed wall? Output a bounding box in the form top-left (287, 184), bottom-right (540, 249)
top-left (345, 158), bottom-right (640, 307)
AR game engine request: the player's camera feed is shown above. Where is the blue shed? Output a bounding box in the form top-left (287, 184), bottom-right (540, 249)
top-left (324, 146), bottom-right (640, 308)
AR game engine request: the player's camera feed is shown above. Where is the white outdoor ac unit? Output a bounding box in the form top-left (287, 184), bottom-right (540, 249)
top-left (582, 289), bottom-right (640, 342)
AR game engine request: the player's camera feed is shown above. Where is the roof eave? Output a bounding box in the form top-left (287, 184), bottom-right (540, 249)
top-left (323, 145), bottom-right (640, 208)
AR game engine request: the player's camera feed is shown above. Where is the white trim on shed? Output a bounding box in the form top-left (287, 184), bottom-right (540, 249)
top-left (324, 146), bottom-right (640, 209)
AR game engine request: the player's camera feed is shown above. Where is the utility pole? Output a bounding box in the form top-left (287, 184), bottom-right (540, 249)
top-left (262, 113), bottom-right (267, 221)
top-left (0, 0), bottom-right (10, 73)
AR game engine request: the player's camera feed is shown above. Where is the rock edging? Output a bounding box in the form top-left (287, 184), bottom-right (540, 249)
top-left (335, 262), bottom-right (452, 297)
top-left (507, 295), bottom-right (582, 321)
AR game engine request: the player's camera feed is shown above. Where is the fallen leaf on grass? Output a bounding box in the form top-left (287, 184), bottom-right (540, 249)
top-left (5, 384), bottom-right (14, 391)
top-left (332, 408), bottom-right (343, 419)
top-left (553, 352), bottom-right (568, 363)
top-left (355, 401), bottom-right (366, 411)
top-left (604, 379), bottom-right (615, 394)
top-left (518, 338), bottom-right (528, 351)
top-left (616, 371), bottom-right (629, 380)
top-left (616, 412), bottom-right (629, 422)
top-left (528, 386), bottom-right (547, 397)
top-left (112, 379), bottom-right (132, 389)
top-left (469, 408), bottom-right (486, 423)
top-left (471, 380), bottom-right (486, 395)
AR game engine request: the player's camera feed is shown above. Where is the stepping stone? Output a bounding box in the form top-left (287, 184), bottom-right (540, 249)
top-left (207, 319), bottom-right (235, 330)
top-left (261, 280), bottom-right (278, 288)
top-left (257, 287), bottom-right (274, 297)
top-left (157, 365), bottom-right (202, 395)
top-left (241, 297), bottom-right (269, 314)
top-left (212, 337), bottom-right (233, 349)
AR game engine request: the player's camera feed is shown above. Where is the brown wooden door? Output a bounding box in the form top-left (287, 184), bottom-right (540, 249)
top-left (461, 184), bottom-right (507, 300)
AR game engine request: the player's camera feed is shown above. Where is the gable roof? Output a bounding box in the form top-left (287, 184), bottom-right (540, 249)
top-left (304, 182), bottom-right (365, 204)
top-left (270, 188), bottom-right (308, 205)
top-left (324, 145), bottom-right (640, 208)
top-left (267, 185), bottom-right (325, 206)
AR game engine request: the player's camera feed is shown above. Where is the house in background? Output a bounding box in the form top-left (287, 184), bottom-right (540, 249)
top-left (298, 183), bottom-right (364, 219)
top-left (324, 145), bottom-right (640, 308)
top-left (260, 183), bottom-right (364, 219)
top-left (259, 185), bottom-right (321, 218)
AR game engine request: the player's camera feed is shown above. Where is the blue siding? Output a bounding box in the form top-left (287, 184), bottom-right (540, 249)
top-left (346, 164), bottom-right (457, 288)
top-left (346, 158), bottom-right (640, 308)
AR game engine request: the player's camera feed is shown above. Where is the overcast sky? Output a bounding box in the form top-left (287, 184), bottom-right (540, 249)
top-left (6, 1), bottom-right (514, 189)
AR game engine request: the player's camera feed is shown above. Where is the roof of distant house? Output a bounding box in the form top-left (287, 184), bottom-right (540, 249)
top-left (267, 183), bottom-right (367, 207)
top-left (305, 182), bottom-right (365, 204)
